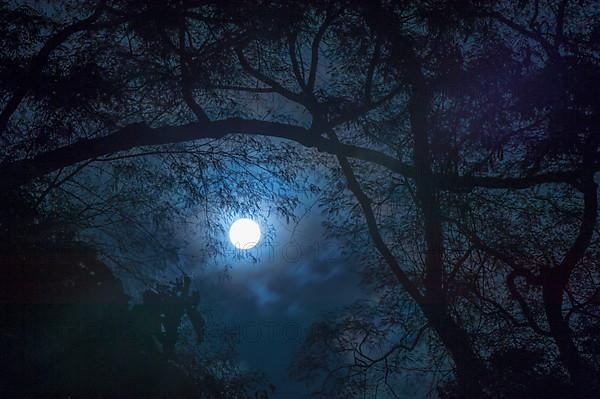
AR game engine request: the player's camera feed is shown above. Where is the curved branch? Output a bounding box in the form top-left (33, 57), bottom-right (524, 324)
top-left (557, 174), bottom-right (598, 284)
top-left (307, 14), bottom-right (332, 92)
top-left (507, 271), bottom-right (552, 336)
top-left (286, 31), bottom-right (307, 91)
top-left (178, 27), bottom-right (210, 123)
top-left (331, 134), bottom-right (424, 302)
top-left (451, 218), bottom-right (542, 285)
top-left (485, 11), bottom-right (554, 54)
top-left (1, 118), bottom-right (592, 192)
top-left (235, 45), bottom-right (305, 105)
top-left (0, 2), bottom-right (106, 135)
top-left (0, 119), bottom-right (408, 190)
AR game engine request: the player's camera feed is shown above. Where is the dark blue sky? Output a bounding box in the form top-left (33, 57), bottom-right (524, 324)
top-left (183, 205), bottom-right (367, 398)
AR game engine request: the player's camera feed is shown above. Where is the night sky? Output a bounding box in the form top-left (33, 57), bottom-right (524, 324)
top-left (162, 184), bottom-right (362, 398)
top-left (2, 1), bottom-right (599, 398)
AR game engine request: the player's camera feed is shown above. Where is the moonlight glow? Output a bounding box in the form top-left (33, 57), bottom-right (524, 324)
top-left (229, 218), bottom-right (261, 250)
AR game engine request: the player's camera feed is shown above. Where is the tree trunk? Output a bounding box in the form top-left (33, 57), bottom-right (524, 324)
top-left (408, 65), bottom-right (485, 395)
top-left (543, 271), bottom-right (588, 395)
top-left (542, 175), bottom-right (597, 394)
top-left (424, 304), bottom-right (485, 396)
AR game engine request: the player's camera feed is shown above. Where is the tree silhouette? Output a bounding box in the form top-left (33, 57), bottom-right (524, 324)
top-left (1, 0), bottom-right (598, 397)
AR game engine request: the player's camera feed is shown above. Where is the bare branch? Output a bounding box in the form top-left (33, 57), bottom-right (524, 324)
top-left (307, 14), bottom-right (333, 92)
top-left (286, 31), bottom-right (307, 91)
top-left (235, 45), bottom-right (305, 105)
top-left (327, 130), bottom-right (424, 302)
top-left (178, 27), bottom-right (210, 123)
top-left (0, 2), bottom-right (107, 135)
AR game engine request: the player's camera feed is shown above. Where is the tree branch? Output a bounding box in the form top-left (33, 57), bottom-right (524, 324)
top-left (286, 31), bottom-right (307, 91)
top-left (1, 118), bottom-right (592, 192)
top-left (235, 45), bottom-right (305, 105)
top-left (306, 14), bottom-right (332, 92)
top-left (0, 2), bottom-right (106, 136)
top-left (0, 119), bottom-right (407, 190)
top-left (331, 137), bottom-right (425, 302)
top-left (178, 26), bottom-right (210, 123)
top-left (507, 271), bottom-right (552, 336)
top-left (557, 174), bottom-right (598, 284)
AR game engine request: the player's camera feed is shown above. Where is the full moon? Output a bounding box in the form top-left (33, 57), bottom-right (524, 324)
top-left (229, 218), bottom-right (261, 250)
